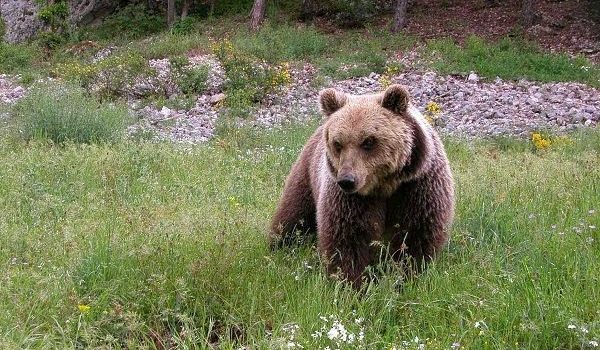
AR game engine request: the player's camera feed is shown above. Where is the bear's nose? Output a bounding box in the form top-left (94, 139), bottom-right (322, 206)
top-left (337, 175), bottom-right (356, 192)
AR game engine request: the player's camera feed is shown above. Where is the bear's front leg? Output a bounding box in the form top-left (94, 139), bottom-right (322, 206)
top-left (269, 159), bottom-right (317, 249)
top-left (316, 183), bottom-right (386, 287)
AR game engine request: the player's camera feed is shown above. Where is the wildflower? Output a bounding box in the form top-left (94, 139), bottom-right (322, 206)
top-left (567, 324), bottom-right (577, 330)
top-left (474, 321), bottom-right (487, 329)
top-left (589, 340), bottom-right (599, 347)
top-left (78, 304), bottom-right (91, 313)
top-left (451, 342), bottom-right (461, 349)
top-left (424, 101), bottom-right (442, 126)
top-left (531, 132), bottom-right (551, 151)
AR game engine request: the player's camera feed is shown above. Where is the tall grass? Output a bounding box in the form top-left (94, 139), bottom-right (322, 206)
top-left (0, 124), bottom-right (598, 348)
top-left (427, 36), bottom-right (600, 86)
top-left (233, 24), bottom-right (329, 63)
top-left (12, 82), bottom-right (130, 144)
top-left (0, 42), bottom-right (39, 74)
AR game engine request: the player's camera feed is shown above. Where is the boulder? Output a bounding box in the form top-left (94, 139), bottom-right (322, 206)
top-left (1, 0), bottom-right (44, 43)
top-left (1, 0), bottom-right (120, 43)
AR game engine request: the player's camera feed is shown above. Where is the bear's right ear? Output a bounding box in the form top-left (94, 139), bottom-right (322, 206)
top-left (319, 88), bottom-right (347, 117)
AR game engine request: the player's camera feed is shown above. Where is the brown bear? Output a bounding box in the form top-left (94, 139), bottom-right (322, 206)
top-left (269, 84), bottom-right (455, 287)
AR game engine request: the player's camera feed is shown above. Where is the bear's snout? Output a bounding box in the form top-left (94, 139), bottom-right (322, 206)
top-left (337, 174), bottom-right (357, 193)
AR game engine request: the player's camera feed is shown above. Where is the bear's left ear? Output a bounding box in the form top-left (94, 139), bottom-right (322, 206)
top-left (381, 84), bottom-right (410, 114)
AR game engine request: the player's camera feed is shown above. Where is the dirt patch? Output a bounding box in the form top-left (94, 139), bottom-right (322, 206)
top-left (399, 0), bottom-right (599, 61)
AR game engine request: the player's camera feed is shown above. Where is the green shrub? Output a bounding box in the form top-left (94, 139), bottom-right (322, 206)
top-left (36, 31), bottom-right (65, 52)
top-left (212, 39), bottom-right (291, 112)
top-left (12, 82), bottom-right (130, 144)
top-left (85, 3), bottom-right (165, 41)
top-left (234, 24), bottom-right (329, 63)
top-left (170, 56), bottom-right (209, 95)
top-left (55, 52), bottom-right (151, 99)
top-left (0, 43), bottom-right (38, 74)
top-left (37, 1), bottom-right (69, 31)
top-left (171, 16), bottom-right (197, 35)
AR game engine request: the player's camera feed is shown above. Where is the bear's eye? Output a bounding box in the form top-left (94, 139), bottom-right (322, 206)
top-left (361, 137), bottom-right (376, 151)
top-left (332, 141), bottom-right (343, 153)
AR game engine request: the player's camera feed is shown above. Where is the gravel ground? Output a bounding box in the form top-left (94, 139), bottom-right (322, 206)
top-left (1, 56), bottom-right (598, 143)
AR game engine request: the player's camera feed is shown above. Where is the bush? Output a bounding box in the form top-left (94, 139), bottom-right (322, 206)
top-left (171, 17), bottom-right (197, 35)
top-left (12, 82), bottom-right (130, 144)
top-left (170, 56), bottom-right (209, 95)
top-left (212, 39), bottom-right (291, 112)
top-left (85, 3), bottom-right (165, 41)
top-left (55, 52), bottom-right (151, 99)
top-left (234, 24), bottom-right (329, 63)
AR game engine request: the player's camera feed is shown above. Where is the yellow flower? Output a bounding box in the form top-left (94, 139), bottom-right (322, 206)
top-left (379, 74), bottom-right (392, 88)
top-left (78, 304), bottom-right (91, 313)
top-left (531, 132), bottom-right (551, 150)
top-left (425, 101), bottom-right (441, 115)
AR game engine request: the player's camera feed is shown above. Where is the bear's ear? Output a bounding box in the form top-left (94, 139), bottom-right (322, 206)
top-left (319, 88), bottom-right (347, 116)
top-left (381, 84), bottom-right (410, 114)
top-left (399, 106), bottom-right (435, 182)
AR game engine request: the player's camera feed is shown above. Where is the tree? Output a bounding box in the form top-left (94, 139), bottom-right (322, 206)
top-left (521, 0), bottom-right (539, 28)
top-left (167, 0), bottom-right (176, 28)
top-left (181, 0), bottom-right (193, 19)
top-left (391, 0), bottom-right (409, 32)
top-left (250, 0), bottom-right (266, 31)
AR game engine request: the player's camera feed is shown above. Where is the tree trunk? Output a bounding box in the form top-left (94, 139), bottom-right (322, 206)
top-left (167, 0), bottom-right (176, 28)
top-left (391, 0), bottom-right (409, 33)
top-left (209, 0), bottom-right (216, 17)
top-left (181, 0), bottom-right (192, 19)
top-left (521, 0), bottom-right (538, 28)
top-left (249, 0), bottom-right (266, 31)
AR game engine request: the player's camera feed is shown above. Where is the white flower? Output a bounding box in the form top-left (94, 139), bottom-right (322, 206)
top-left (286, 341), bottom-right (303, 348)
top-left (474, 321), bottom-right (487, 329)
top-left (451, 342), bottom-right (461, 349)
top-left (567, 324), bottom-right (577, 330)
top-left (581, 326), bottom-right (589, 334)
top-left (589, 340), bottom-right (599, 347)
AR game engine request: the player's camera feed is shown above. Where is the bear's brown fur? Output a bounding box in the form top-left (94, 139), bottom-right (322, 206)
top-left (269, 84), bottom-right (455, 287)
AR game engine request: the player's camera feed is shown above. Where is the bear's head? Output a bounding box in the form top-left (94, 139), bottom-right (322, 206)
top-left (320, 84), bottom-right (434, 197)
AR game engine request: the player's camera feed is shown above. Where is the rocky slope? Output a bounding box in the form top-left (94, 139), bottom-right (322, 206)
top-left (1, 57), bottom-right (598, 143)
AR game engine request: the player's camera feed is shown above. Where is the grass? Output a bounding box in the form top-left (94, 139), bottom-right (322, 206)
top-left (11, 82), bottom-right (130, 144)
top-left (0, 42), bottom-right (40, 75)
top-left (426, 36), bottom-right (600, 87)
top-left (0, 123), bottom-right (598, 348)
top-left (233, 23), bottom-right (329, 63)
